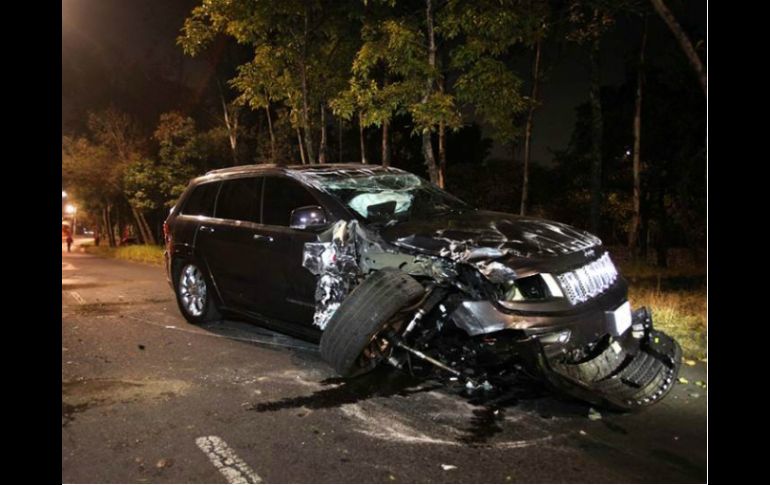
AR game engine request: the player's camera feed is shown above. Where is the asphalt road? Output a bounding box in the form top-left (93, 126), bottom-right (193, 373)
top-left (62, 250), bottom-right (707, 483)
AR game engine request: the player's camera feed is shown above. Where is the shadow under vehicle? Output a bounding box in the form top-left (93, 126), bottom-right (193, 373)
top-left (163, 164), bottom-right (681, 411)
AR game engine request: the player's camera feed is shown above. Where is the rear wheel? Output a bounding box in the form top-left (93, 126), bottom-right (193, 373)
top-left (320, 268), bottom-right (425, 377)
top-left (173, 259), bottom-right (222, 325)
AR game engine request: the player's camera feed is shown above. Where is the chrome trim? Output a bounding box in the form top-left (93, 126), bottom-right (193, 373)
top-left (556, 252), bottom-right (618, 305)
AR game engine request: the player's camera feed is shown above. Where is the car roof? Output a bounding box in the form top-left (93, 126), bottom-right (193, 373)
top-left (194, 163), bottom-right (404, 184)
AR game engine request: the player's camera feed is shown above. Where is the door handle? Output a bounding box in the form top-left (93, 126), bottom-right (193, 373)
top-left (200, 225), bottom-right (215, 233)
top-left (252, 234), bottom-right (274, 242)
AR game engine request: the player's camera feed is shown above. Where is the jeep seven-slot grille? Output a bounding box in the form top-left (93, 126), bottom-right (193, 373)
top-left (556, 252), bottom-right (618, 304)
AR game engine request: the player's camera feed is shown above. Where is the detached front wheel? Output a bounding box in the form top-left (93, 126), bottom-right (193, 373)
top-left (320, 268), bottom-right (425, 377)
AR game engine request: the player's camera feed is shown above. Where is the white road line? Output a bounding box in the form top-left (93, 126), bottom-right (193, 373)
top-left (69, 291), bottom-right (85, 304)
top-left (195, 436), bottom-right (262, 484)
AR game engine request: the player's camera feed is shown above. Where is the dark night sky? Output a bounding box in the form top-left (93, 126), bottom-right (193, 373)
top-left (61, 0), bottom-right (706, 166)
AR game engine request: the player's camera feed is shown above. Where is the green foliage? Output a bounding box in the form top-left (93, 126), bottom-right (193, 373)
top-left (179, 0), bottom-right (363, 154)
top-left (331, 9), bottom-right (460, 136)
top-left (62, 135), bottom-right (122, 214)
top-left (126, 112), bottom-right (204, 210)
top-left (443, 0), bottom-right (544, 145)
top-left (565, 0), bottom-right (643, 45)
top-left (453, 57), bottom-right (526, 142)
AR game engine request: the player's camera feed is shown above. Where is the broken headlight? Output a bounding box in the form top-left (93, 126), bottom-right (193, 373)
top-left (501, 273), bottom-right (564, 303)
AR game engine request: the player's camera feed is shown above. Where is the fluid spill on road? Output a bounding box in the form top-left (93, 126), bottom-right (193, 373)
top-left (250, 367), bottom-right (439, 412)
top-left (250, 368), bottom-right (568, 450)
top-left (69, 302), bottom-right (129, 316)
top-left (62, 378), bottom-right (192, 427)
top-left (62, 282), bottom-right (104, 291)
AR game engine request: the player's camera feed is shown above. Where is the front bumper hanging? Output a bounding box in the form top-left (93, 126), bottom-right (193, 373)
top-left (540, 307), bottom-right (682, 410)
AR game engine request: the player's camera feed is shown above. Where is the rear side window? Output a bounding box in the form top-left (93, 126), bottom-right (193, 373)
top-left (215, 177), bottom-right (262, 223)
top-left (181, 182), bottom-right (219, 217)
top-left (262, 177), bottom-right (318, 226)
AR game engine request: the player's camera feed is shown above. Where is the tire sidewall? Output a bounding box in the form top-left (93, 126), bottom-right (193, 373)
top-left (173, 258), bottom-right (220, 324)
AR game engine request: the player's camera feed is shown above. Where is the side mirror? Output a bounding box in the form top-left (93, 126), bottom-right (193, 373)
top-left (290, 205), bottom-right (327, 230)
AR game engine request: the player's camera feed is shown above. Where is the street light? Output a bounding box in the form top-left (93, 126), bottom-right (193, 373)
top-left (65, 204), bottom-right (77, 235)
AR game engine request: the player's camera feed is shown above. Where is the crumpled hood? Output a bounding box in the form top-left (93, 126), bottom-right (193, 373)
top-left (379, 210), bottom-right (601, 261)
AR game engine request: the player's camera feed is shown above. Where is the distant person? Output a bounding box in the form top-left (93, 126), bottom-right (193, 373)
top-left (94, 233), bottom-right (100, 247)
top-left (66, 234), bottom-right (73, 253)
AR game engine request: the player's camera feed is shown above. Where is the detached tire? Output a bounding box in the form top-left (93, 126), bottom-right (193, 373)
top-left (320, 268), bottom-right (425, 377)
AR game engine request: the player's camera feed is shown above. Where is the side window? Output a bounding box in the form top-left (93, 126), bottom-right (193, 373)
top-left (181, 182), bottom-right (219, 217)
top-left (262, 177), bottom-right (319, 226)
top-left (215, 177), bottom-right (263, 223)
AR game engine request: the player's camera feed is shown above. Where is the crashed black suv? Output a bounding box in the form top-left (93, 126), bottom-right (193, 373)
top-left (164, 164), bottom-right (681, 411)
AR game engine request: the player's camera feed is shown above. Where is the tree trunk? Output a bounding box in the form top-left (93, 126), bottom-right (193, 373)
top-left (339, 118), bottom-right (343, 163)
top-left (297, 127), bottom-right (307, 164)
top-left (639, 191), bottom-right (650, 259)
top-left (628, 18), bottom-right (647, 255)
top-left (139, 211), bottom-right (156, 245)
top-left (264, 96), bottom-right (276, 163)
top-left (650, 0), bottom-right (706, 95)
top-left (421, 0), bottom-right (440, 184)
top-left (300, 10), bottom-right (316, 163)
top-left (359, 112), bottom-right (368, 164)
top-left (319, 103), bottom-right (328, 164)
top-left (520, 39), bottom-right (542, 216)
top-left (129, 206), bottom-right (146, 244)
top-left (438, 122), bottom-right (446, 188)
top-left (588, 35), bottom-right (604, 235)
top-left (103, 205), bottom-right (115, 248)
top-left (218, 80), bottom-right (239, 165)
top-left (382, 119), bottom-right (391, 167)
top-left (655, 189), bottom-right (668, 268)
top-left (116, 209), bottom-right (123, 245)
top-left (436, 74), bottom-right (447, 188)
top-left (510, 142), bottom-right (517, 200)
top-left (130, 205), bottom-right (152, 245)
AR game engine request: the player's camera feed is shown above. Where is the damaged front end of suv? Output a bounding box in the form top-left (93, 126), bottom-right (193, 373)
top-left (299, 168), bottom-right (681, 412)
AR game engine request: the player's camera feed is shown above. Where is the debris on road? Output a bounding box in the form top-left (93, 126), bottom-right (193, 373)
top-left (441, 464), bottom-right (457, 471)
top-left (678, 377), bottom-right (689, 384)
top-left (156, 458), bottom-right (173, 469)
top-left (588, 408), bottom-right (602, 421)
top-left (683, 359), bottom-right (696, 366)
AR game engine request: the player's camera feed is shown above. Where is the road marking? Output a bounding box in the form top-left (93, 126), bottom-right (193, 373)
top-left (195, 436), bottom-right (262, 484)
top-left (69, 291), bottom-right (85, 304)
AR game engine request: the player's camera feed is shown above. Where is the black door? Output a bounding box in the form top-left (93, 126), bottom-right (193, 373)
top-left (196, 176), bottom-right (268, 310)
top-left (254, 176), bottom-right (328, 325)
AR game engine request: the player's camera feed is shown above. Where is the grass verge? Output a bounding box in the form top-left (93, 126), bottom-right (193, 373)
top-left (618, 256), bottom-right (706, 360)
top-left (83, 244), bottom-right (164, 266)
top-left (627, 286), bottom-right (706, 360)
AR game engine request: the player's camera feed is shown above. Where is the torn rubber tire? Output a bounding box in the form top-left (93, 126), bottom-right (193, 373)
top-left (594, 332), bottom-right (682, 411)
top-left (320, 268), bottom-right (425, 378)
top-left (552, 337), bottom-right (628, 383)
